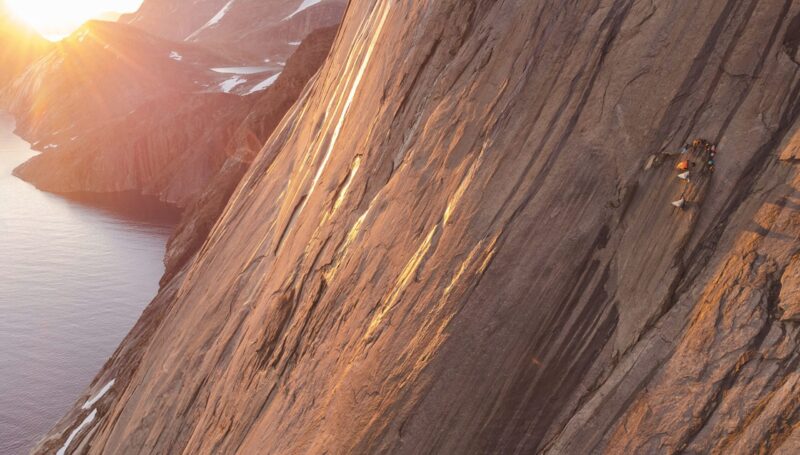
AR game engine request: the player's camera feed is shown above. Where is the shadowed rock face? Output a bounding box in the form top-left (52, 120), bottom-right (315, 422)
top-left (34, 0), bottom-right (800, 454)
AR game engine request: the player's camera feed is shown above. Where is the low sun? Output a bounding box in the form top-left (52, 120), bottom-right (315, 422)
top-left (5, 0), bottom-right (144, 41)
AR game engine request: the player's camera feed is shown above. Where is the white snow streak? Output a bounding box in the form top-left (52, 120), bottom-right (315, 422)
top-left (291, 1), bottom-right (392, 226)
top-left (169, 51), bottom-right (183, 61)
top-left (247, 72), bottom-right (281, 94)
top-left (283, 0), bottom-right (322, 21)
top-left (82, 379), bottom-right (115, 410)
top-left (219, 75), bottom-right (247, 93)
top-left (186, 0), bottom-right (236, 40)
top-left (56, 409), bottom-right (97, 455)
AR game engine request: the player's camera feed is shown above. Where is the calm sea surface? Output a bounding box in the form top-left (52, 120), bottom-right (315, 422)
top-left (0, 113), bottom-right (178, 454)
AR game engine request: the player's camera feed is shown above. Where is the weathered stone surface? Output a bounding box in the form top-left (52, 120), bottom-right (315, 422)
top-left (779, 256), bottom-right (800, 321)
top-left (778, 124), bottom-right (800, 161)
top-left (32, 0), bottom-right (800, 454)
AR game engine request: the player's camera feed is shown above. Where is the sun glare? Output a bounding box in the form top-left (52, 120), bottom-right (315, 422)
top-left (5, 0), bottom-right (143, 41)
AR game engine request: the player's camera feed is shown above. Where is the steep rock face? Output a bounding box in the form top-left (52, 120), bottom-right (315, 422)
top-left (163, 25), bottom-right (338, 282)
top-left (124, 0), bottom-right (345, 61)
top-left (37, 1), bottom-right (800, 454)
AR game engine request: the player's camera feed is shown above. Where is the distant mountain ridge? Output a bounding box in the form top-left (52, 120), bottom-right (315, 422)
top-left (5, 0), bottom-right (343, 205)
top-left (3, 20), bottom-right (230, 142)
top-left (122, 0), bottom-right (346, 61)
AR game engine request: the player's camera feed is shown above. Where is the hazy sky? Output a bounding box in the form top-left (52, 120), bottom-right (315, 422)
top-left (5, 0), bottom-right (143, 40)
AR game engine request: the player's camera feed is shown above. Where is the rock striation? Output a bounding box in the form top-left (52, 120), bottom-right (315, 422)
top-left (33, 0), bottom-right (800, 454)
top-left (163, 25), bottom-right (339, 282)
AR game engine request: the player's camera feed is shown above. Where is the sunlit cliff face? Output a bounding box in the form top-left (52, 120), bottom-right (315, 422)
top-left (5, 0), bottom-right (143, 40)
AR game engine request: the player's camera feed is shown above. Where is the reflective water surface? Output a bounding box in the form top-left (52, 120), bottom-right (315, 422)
top-left (0, 113), bottom-right (178, 454)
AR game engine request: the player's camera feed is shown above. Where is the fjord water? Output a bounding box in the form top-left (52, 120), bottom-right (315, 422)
top-left (0, 114), bottom-right (177, 454)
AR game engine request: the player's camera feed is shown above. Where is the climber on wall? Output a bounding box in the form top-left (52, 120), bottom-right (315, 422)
top-left (672, 159), bottom-right (690, 210)
top-left (702, 141), bottom-right (718, 173)
top-left (669, 138), bottom-right (719, 209)
top-left (708, 147), bottom-right (717, 172)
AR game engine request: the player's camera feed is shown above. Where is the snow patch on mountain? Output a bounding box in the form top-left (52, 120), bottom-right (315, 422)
top-left (248, 72), bottom-right (281, 94)
top-left (283, 0), bottom-right (322, 21)
top-left (56, 409), bottom-right (97, 455)
top-left (82, 379), bottom-right (115, 410)
top-left (219, 75), bottom-right (247, 93)
top-left (186, 0), bottom-right (236, 40)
